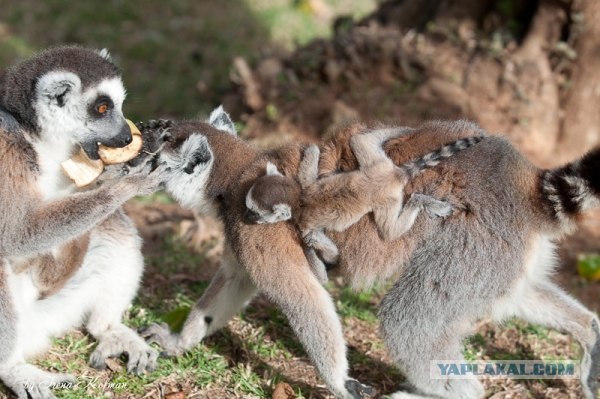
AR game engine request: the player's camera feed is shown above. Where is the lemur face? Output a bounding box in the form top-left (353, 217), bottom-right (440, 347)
top-left (159, 132), bottom-right (215, 210)
top-left (34, 71), bottom-right (129, 160)
top-left (155, 106), bottom-right (235, 210)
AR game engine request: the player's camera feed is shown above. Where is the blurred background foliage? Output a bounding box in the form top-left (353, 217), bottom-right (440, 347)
top-left (0, 0), bottom-right (376, 120)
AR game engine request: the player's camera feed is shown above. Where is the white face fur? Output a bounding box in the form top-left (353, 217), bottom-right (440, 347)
top-left (33, 71), bottom-right (129, 159)
top-left (162, 133), bottom-right (215, 211)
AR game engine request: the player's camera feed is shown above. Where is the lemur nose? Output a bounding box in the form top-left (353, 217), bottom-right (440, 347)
top-left (116, 124), bottom-right (133, 146)
top-left (103, 124), bottom-right (133, 147)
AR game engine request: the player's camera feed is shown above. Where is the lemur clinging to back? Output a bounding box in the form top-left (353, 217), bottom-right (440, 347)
top-left (141, 110), bottom-right (600, 399)
top-left (0, 46), bottom-right (198, 399)
top-left (245, 129), bottom-right (482, 282)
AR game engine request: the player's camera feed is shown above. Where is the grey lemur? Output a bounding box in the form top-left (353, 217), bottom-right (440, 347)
top-left (141, 111), bottom-right (600, 398)
top-left (244, 130), bottom-right (481, 282)
top-left (0, 46), bottom-right (181, 399)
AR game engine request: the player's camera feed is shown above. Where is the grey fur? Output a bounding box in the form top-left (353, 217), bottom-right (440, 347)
top-left (378, 136), bottom-right (600, 398)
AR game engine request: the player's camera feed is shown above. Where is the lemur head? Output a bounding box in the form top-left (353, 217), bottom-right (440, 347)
top-left (0, 46), bottom-right (130, 159)
top-left (244, 162), bottom-right (301, 224)
top-left (139, 106), bottom-right (236, 209)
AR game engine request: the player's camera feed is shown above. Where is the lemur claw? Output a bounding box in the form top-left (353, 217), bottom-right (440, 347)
top-left (345, 379), bottom-right (376, 398)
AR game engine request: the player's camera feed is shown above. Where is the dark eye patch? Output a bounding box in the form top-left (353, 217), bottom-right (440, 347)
top-left (89, 95), bottom-right (114, 118)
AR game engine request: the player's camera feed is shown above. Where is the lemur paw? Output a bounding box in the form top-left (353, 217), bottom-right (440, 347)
top-left (319, 247), bottom-right (339, 265)
top-left (412, 194), bottom-right (454, 218)
top-left (344, 379), bottom-right (376, 398)
top-left (139, 322), bottom-right (183, 357)
top-left (89, 328), bottom-right (158, 374)
top-left (0, 364), bottom-right (75, 399)
top-left (121, 158), bottom-right (170, 196)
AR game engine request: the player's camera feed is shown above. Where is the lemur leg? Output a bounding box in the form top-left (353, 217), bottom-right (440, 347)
top-left (11, 212), bottom-right (157, 375)
top-left (380, 278), bottom-right (484, 399)
top-left (0, 364), bottom-right (76, 399)
top-left (349, 128), bottom-right (405, 168)
top-left (256, 253), bottom-right (372, 399)
top-left (298, 145), bottom-right (340, 267)
top-left (298, 145), bottom-right (320, 189)
top-left (83, 212), bottom-right (158, 374)
top-left (0, 263), bottom-right (76, 399)
top-left (302, 228), bottom-right (339, 264)
top-left (304, 247), bottom-right (328, 284)
top-left (259, 263), bottom-right (374, 398)
top-left (141, 246), bottom-right (258, 356)
top-left (241, 229), bottom-right (374, 399)
top-left (493, 280), bottom-right (600, 399)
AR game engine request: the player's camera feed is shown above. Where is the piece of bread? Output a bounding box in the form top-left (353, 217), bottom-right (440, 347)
top-left (98, 119), bottom-right (143, 164)
top-left (61, 150), bottom-right (104, 187)
top-left (62, 119), bottom-right (144, 187)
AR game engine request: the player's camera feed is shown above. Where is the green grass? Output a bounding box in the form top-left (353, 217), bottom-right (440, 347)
top-left (335, 284), bottom-right (386, 324)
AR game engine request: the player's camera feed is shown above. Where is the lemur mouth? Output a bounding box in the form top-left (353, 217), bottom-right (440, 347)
top-left (81, 141), bottom-right (100, 160)
top-left (80, 125), bottom-right (134, 160)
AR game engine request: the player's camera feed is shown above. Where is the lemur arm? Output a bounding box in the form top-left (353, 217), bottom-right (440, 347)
top-left (297, 145), bottom-right (320, 189)
top-left (373, 193), bottom-right (453, 241)
top-left (0, 169), bottom-right (161, 257)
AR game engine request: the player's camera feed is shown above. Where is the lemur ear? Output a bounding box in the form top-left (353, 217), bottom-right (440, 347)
top-left (98, 48), bottom-right (112, 61)
top-left (208, 105), bottom-right (236, 135)
top-left (181, 134), bottom-right (213, 174)
top-left (272, 204), bottom-right (292, 221)
top-left (266, 162), bottom-right (283, 176)
top-left (36, 71), bottom-right (81, 107)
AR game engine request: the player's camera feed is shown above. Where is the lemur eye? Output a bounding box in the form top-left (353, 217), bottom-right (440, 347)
top-left (93, 96), bottom-right (114, 117)
top-left (97, 103), bottom-right (109, 114)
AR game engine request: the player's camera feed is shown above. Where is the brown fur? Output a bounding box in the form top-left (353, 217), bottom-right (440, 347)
top-left (11, 234), bottom-right (91, 298)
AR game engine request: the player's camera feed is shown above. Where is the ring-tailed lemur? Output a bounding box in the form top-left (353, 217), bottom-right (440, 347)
top-left (141, 110), bottom-right (600, 399)
top-left (0, 46), bottom-right (176, 399)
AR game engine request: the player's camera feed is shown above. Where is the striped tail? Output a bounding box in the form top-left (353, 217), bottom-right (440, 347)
top-left (401, 136), bottom-right (485, 177)
top-left (541, 148), bottom-right (600, 222)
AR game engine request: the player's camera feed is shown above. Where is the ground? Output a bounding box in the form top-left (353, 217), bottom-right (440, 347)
top-left (0, 1), bottom-right (599, 398)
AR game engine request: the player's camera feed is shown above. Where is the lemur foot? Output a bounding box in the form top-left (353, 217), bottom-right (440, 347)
top-left (140, 322), bottom-right (183, 357)
top-left (89, 327), bottom-right (158, 374)
top-left (344, 379), bottom-right (376, 399)
top-left (412, 194), bottom-right (454, 218)
top-left (0, 364), bottom-right (75, 399)
top-left (303, 230), bottom-right (339, 264)
top-left (305, 248), bottom-right (329, 284)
